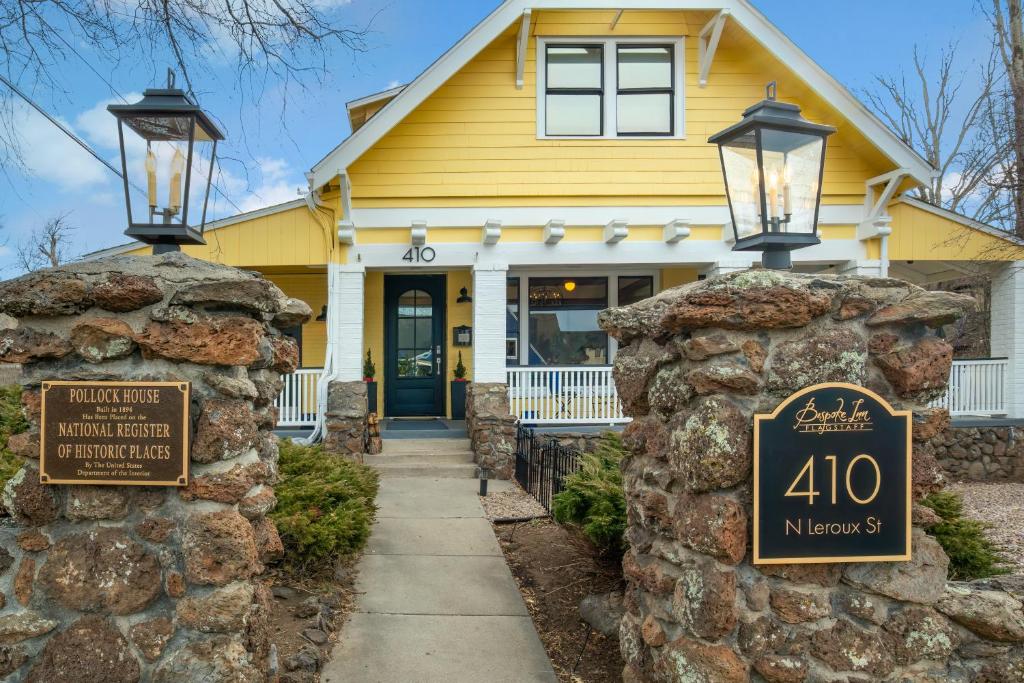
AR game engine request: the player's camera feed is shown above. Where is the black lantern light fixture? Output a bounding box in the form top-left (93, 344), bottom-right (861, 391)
top-left (108, 70), bottom-right (225, 253)
top-left (709, 82), bottom-right (835, 270)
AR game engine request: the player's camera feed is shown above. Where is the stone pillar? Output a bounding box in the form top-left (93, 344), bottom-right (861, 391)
top-left (992, 261), bottom-right (1024, 418)
top-left (0, 253), bottom-right (310, 682)
top-left (471, 263), bottom-right (508, 384)
top-left (465, 382), bottom-right (516, 479)
top-left (600, 269), bottom-right (1024, 682)
top-left (323, 380), bottom-right (367, 456)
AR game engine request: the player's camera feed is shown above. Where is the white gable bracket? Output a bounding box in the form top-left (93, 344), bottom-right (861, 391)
top-left (664, 219), bottom-right (691, 243)
top-left (483, 219), bottom-right (502, 245)
top-left (698, 9), bottom-right (729, 88)
top-left (858, 168), bottom-right (907, 240)
top-left (605, 219), bottom-right (629, 244)
top-left (515, 9), bottom-right (532, 90)
top-left (543, 219), bottom-right (565, 245)
top-left (411, 221), bottom-right (428, 246)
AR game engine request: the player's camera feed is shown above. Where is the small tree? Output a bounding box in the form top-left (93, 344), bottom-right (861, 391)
top-left (16, 212), bottom-right (76, 273)
top-left (453, 352), bottom-right (467, 380)
top-left (362, 350), bottom-right (375, 381)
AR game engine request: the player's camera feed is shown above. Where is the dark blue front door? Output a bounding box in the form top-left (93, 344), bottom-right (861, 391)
top-left (384, 274), bottom-right (446, 416)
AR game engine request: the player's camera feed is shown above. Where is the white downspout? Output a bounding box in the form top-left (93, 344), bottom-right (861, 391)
top-left (295, 171), bottom-right (346, 445)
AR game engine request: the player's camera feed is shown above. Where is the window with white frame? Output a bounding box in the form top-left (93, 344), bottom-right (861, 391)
top-left (538, 37), bottom-right (684, 139)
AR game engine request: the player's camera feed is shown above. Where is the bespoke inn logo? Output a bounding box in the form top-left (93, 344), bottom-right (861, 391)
top-left (793, 396), bottom-right (873, 434)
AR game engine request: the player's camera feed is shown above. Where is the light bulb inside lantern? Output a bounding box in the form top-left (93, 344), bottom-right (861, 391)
top-left (168, 148), bottom-right (184, 214)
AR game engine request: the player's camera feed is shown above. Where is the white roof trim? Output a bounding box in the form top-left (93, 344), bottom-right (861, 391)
top-left (310, 0), bottom-right (935, 190)
top-left (893, 195), bottom-right (1024, 246)
top-left (80, 198), bottom-right (309, 261)
top-left (345, 85), bottom-right (406, 113)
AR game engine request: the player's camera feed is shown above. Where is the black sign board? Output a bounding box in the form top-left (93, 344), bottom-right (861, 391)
top-left (753, 382), bottom-right (911, 564)
top-left (40, 381), bottom-right (190, 487)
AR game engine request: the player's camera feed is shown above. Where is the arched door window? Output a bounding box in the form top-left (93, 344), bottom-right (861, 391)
top-left (396, 289), bottom-right (434, 377)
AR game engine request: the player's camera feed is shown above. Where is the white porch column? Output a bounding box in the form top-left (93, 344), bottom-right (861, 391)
top-left (472, 262), bottom-right (509, 383)
top-left (335, 264), bottom-right (366, 382)
top-left (991, 262), bottom-right (1024, 418)
top-left (704, 258), bottom-right (750, 278)
top-left (836, 259), bottom-right (884, 277)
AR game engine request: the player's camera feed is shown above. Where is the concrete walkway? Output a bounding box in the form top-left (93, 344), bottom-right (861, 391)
top-left (321, 470), bottom-right (556, 683)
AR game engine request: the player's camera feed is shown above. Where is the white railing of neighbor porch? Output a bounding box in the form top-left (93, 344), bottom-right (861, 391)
top-left (275, 368), bottom-right (322, 427)
top-left (929, 358), bottom-right (1009, 417)
top-left (507, 366), bottom-right (630, 425)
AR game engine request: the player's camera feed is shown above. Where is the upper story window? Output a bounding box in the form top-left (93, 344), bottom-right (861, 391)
top-left (538, 37), bottom-right (684, 140)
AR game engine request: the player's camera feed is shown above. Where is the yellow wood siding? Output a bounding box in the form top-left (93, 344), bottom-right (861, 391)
top-left (122, 204), bottom-right (333, 267)
top-left (347, 9), bottom-right (890, 209)
top-left (365, 271), bottom-right (386, 413)
top-left (263, 273), bottom-right (328, 368)
top-left (661, 267), bottom-right (699, 289)
top-left (887, 203), bottom-right (1024, 261)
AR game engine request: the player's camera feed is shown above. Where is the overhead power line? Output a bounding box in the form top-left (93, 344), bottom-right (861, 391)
top-left (0, 73), bottom-right (242, 214)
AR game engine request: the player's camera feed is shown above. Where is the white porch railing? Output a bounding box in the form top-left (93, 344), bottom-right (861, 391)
top-left (275, 368), bottom-right (322, 427)
top-left (507, 366), bottom-right (630, 425)
top-left (929, 358), bottom-right (1008, 417)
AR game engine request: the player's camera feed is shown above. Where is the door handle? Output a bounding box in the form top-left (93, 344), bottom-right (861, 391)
top-left (435, 345), bottom-right (442, 373)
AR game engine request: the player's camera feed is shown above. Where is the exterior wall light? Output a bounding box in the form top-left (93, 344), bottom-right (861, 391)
top-left (107, 70), bottom-right (225, 254)
top-left (709, 82), bottom-right (835, 269)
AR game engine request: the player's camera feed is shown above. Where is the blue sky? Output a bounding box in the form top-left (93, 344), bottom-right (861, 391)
top-left (0, 0), bottom-right (992, 272)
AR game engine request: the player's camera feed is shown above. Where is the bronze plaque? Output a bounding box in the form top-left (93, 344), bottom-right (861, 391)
top-left (753, 382), bottom-right (911, 565)
top-left (40, 381), bottom-right (190, 486)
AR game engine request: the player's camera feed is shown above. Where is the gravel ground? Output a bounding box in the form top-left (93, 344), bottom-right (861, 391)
top-left (947, 481), bottom-right (1024, 574)
top-left (481, 482), bottom-right (549, 520)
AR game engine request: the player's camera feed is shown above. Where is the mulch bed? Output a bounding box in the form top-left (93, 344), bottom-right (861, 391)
top-left (494, 517), bottom-right (625, 682)
top-left (263, 557), bottom-right (361, 683)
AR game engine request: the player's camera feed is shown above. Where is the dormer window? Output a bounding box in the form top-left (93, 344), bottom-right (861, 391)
top-left (537, 37), bottom-right (684, 139)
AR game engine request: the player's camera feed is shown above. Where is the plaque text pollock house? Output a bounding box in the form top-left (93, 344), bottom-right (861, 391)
top-left (39, 380), bottom-right (190, 486)
top-left (753, 382), bottom-right (912, 565)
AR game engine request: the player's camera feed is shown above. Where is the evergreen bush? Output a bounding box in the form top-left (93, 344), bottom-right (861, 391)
top-left (270, 439), bottom-right (379, 570)
top-left (551, 432), bottom-right (627, 553)
top-left (921, 490), bottom-right (1010, 581)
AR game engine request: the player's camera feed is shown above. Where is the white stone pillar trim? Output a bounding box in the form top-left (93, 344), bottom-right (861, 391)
top-left (335, 265), bottom-right (366, 382)
top-left (473, 263), bottom-right (509, 384)
top-left (836, 259), bottom-right (883, 277)
top-left (991, 261), bottom-right (1024, 418)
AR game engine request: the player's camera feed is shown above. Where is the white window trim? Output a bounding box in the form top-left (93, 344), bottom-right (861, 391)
top-left (508, 268), bottom-right (661, 366)
top-left (536, 36), bottom-right (686, 141)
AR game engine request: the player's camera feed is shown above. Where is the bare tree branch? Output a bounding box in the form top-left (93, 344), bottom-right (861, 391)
top-left (0, 0), bottom-right (372, 172)
top-left (15, 212), bottom-right (76, 273)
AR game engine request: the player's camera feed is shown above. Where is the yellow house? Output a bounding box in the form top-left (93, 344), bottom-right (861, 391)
top-left (94, 0), bottom-right (1024, 431)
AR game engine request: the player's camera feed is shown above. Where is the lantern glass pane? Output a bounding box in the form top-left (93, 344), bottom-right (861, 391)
top-left (720, 130), bottom-right (763, 238)
top-left (124, 126), bottom-right (215, 229)
top-left (759, 129), bottom-right (823, 235)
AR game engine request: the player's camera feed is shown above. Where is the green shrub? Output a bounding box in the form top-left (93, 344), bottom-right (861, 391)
top-left (269, 439), bottom-right (379, 570)
top-left (0, 385), bottom-right (27, 492)
top-left (921, 490), bottom-right (1010, 581)
top-left (551, 432), bottom-right (627, 553)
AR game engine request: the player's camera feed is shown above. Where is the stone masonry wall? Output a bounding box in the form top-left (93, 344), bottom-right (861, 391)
top-left (323, 380), bottom-right (367, 456)
top-left (600, 269), bottom-right (1024, 682)
top-left (466, 382), bottom-right (517, 479)
top-left (0, 252), bottom-right (311, 682)
top-left (932, 424), bottom-right (1023, 481)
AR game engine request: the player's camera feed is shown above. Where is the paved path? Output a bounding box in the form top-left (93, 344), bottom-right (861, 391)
top-left (321, 472), bottom-right (556, 683)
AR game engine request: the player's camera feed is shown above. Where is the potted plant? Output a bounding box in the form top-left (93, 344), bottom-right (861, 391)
top-left (363, 350), bottom-right (378, 414)
top-left (451, 351), bottom-right (468, 420)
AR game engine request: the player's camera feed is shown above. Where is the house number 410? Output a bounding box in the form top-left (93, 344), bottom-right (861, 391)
top-left (402, 247), bottom-right (436, 263)
top-left (784, 454), bottom-right (881, 505)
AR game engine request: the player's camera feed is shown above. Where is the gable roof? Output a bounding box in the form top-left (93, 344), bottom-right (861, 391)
top-left (80, 198), bottom-right (309, 260)
top-left (309, 0), bottom-right (935, 190)
top-left (893, 195), bottom-right (1024, 247)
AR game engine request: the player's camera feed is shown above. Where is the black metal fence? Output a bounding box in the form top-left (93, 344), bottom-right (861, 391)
top-left (514, 424), bottom-right (582, 512)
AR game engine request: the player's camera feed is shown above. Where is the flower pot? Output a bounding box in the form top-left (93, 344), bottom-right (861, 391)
top-left (365, 380), bottom-right (378, 414)
top-left (450, 380), bottom-right (468, 420)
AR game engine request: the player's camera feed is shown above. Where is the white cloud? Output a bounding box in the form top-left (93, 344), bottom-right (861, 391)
top-left (386, 80), bottom-right (403, 90)
top-left (233, 156), bottom-right (304, 213)
top-left (9, 100), bottom-right (111, 192)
